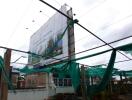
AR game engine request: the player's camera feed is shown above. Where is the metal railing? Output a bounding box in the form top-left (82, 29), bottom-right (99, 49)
top-left (53, 78), bottom-right (72, 87)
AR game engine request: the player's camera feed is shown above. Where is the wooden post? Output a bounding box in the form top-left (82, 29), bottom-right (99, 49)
top-left (109, 80), bottom-right (113, 94)
top-left (123, 71), bottom-right (127, 84)
top-left (91, 76), bottom-right (93, 86)
top-left (0, 49), bottom-right (11, 100)
top-left (120, 73), bottom-right (123, 82)
top-left (81, 65), bottom-right (88, 100)
top-left (119, 73), bottom-right (123, 94)
top-left (123, 71), bottom-right (128, 93)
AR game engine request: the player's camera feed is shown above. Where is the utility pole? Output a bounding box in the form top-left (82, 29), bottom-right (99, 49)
top-left (67, 8), bottom-right (75, 60)
top-left (0, 49), bottom-right (11, 100)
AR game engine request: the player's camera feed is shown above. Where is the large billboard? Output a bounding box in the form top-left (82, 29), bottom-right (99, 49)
top-left (29, 5), bottom-right (74, 65)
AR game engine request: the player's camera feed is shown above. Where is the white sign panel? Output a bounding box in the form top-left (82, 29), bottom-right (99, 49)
top-left (29, 5), bottom-right (70, 65)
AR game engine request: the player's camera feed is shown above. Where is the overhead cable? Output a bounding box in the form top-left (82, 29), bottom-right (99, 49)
top-left (0, 34), bottom-right (131, 62)
top-left (39, 0), bottom-right (131, 60)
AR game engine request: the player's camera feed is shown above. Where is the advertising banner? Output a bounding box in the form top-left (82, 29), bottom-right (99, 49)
top-left (29, 5), bottom-right (74, 65)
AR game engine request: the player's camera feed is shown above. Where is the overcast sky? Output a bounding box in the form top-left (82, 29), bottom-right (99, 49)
top-left (0, 0), bottom-right (132, 70)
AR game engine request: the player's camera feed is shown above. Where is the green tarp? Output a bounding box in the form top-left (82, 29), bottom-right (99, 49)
top-left (87, 50), bottom-right (116, 95)
top-left (18, 62), bottom-right (80, 90)
top-left (86, 66), bottom-right (118, 78)
top-left (86, 67), bottom-right (108, 78)
top-left (0, 56), bottom-right (15, 92)
top-left (14, 43), bottom-right (132, 94)
top-left (114, 70), bottom-right (132, 77)
top-left (86, 43), bottom-right (132, 95)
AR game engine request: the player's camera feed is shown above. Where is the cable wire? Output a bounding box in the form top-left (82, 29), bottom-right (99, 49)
top-left (39, 0), bottom-right (131, 60)
top-left (78, 0), bottom-right (107, 19)
top-left (6, 0), bottom-right (34, 46)
top-left (11, 58), bottom-right (132, 68)
top-left (53, 0), bottom-right (61, 6)
top-left (49, 36), bottom-right (132, 64)
top-left (48, 35), bottom-right (132, 64)
top-left (74, 13), bottom-right (132, 44)
top-left (0, 35), bottom-right (132, 64)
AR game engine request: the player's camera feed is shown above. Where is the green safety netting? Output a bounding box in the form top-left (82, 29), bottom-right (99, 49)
top-left (86, 43), bottom-right (132, 95)
top-left (18, 49), bottom-right (116, 95)
top-left (12, 43), bottom-right (132, 95)
top-left (17, 62), bottom-right (80, 90)
top-left (87, 50), bottom-right (116, 95)
top-left (116, 43), bottom-right (132, 52)
top-left (86, 67), bottom-right (106, 78)
top-left (113, 70), bottom-right (132, 77)
top-left (17, 44), bottom-right (132, 94)
top-left (126, 71), bottom-right (132, 77)
top-left (86, 66), bottom-right (118, 78)
top-left (0, 56), bottom-right (15, 93)
top-left (68, 62), bottom-right (80, 90)
top-left (17, 62), bottom-right (68, 74)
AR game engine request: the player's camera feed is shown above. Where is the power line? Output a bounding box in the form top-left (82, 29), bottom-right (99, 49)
top-left (101, 13), bottom-right (132, 30)
top-left (11, 58), bottom-right (132, 67)
top-left (74, 13), bottom-right (132, 44)
top-left (37, 35), bottom-right (132, 65)
top-left (3, 0), bottom-right (131, 67)
top-left (53, 0), bottom-right (61, 6)
top-left (0, 36), bottom-right (131, 70)
top-left (24, 10), bottom-right (50, 30)
top-left (39, 0), bottom-right (72, 20)
top-left (0, 32), bottom-right (131, 66)
top-left (77, 23), bottom-right (131, 60)
top-left (39, 0), bottom-right (131, 60)
top-left (0, 46), bottom-right (30, 54)
top-left (49, 35), bottom-right (132, 64)
top-left (56, 35), bottom-right (132, 62)
top-left (6, 0), bottom-right (34, 46)
top-left (78, 0), bottom-right (107, 19)
top-left (0, 35), bottom-right (131, 65)
top-left (89, 59), bottom-right (132, 68)
top-left (39, 10), bottom-right (50, 18)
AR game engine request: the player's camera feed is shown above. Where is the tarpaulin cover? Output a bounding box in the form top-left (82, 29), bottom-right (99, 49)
top-left (0, 56), bottom-right (15, 92)
top-left (16, 43), bottom-right (132, 94)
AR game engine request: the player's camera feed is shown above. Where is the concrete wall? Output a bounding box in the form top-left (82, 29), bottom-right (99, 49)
top-left (8, 87), bottom-right (74, 100)
top-left (56, 87), bottom-right (74, 94)
top-left (8, 89), bottom-right (48, 100)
